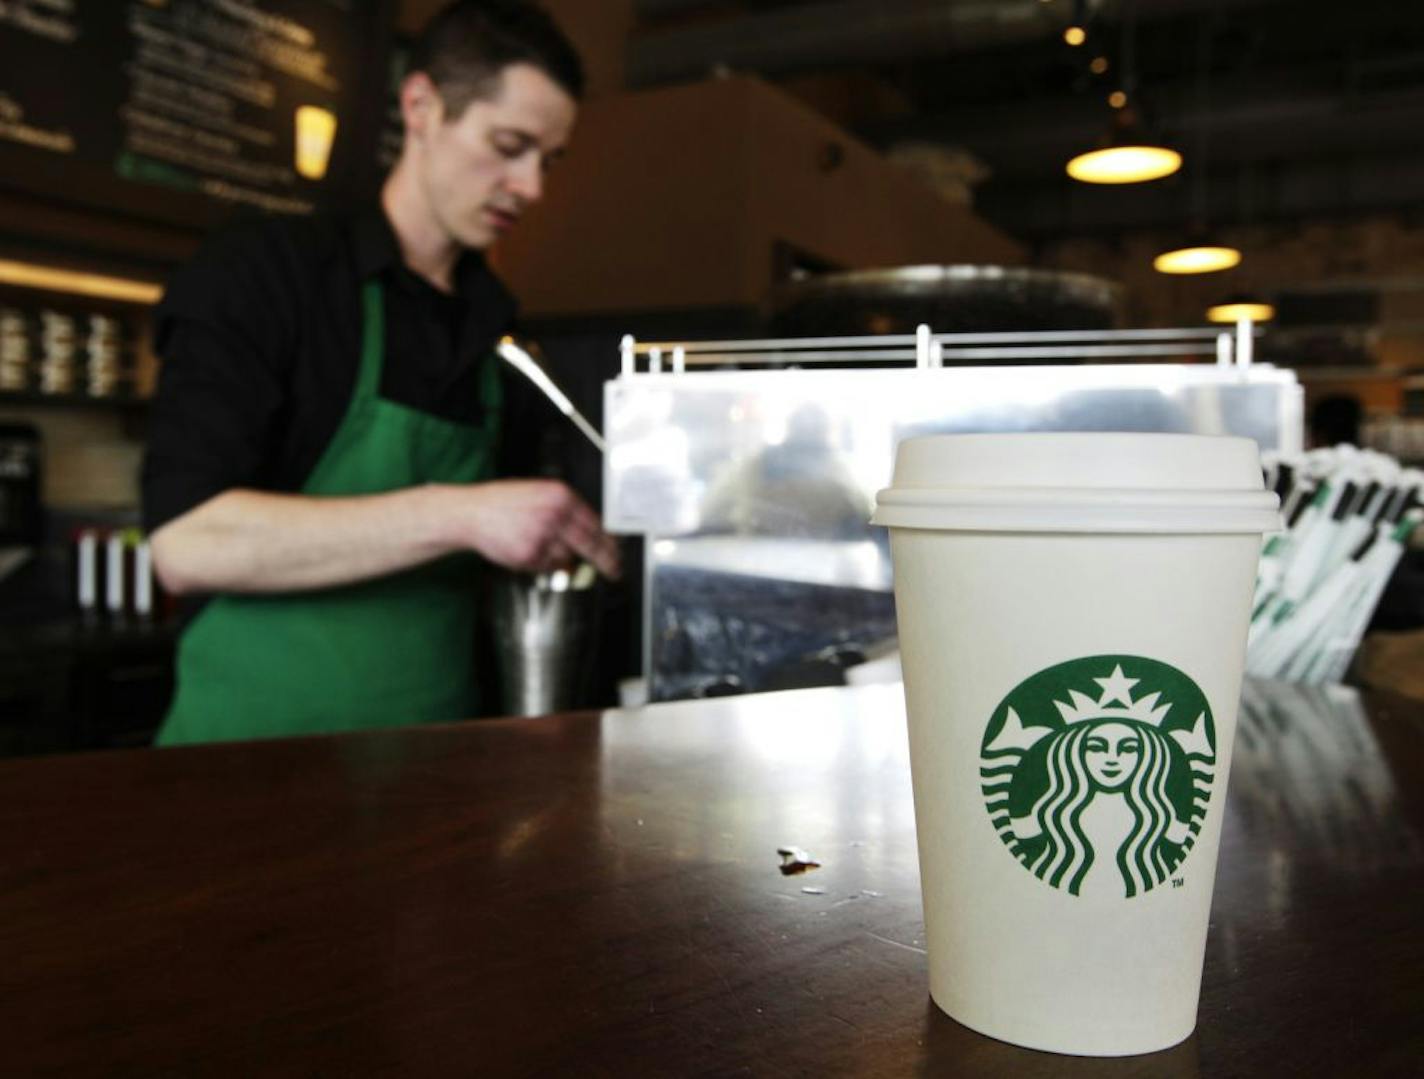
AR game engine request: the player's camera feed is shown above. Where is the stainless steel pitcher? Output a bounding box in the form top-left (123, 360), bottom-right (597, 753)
top-left (491, 566), bottom-right (600, 717)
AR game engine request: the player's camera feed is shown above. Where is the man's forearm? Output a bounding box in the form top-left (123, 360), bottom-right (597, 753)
top-left (150, 487), bottom-right (459, 595)
top-left (150, 478), bottom-right (623, 596)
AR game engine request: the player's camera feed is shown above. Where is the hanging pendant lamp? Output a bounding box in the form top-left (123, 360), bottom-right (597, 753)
top-left (1153, 19), bottom-right (1241, 275)
top-left (1065, 2), bottom-right (1181, 185)
top-left (1207, 294), bottom-right (1275, 322)
top-left (1154, 243), bottom-right (1242, 274)
top-left (1068, 141), bottom-right (1182, 184)
top-left (1067, 102), bottom-right (1182, 183)
top-left (1064, 0), bottom-right (1089, 47)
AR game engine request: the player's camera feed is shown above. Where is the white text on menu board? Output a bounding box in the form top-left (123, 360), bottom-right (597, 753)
top-left (119, 0), bottom-right (340, 214)
top-left (0, 1), bottom-right (79, 153)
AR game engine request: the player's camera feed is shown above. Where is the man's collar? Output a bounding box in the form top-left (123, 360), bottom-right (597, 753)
top-left (353, 204), bottom-right (402, 280)
top-left (352, 205), bottom-right (503, 305)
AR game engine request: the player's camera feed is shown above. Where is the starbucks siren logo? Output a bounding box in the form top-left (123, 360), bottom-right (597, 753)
top-left (980, 656), bottom-right (1216, 898)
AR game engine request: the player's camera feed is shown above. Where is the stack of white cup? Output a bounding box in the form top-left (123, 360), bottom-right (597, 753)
top-left (86, 315), bottom-right (124, 399)
top-left (38, 309), bottom-right (77, 396)
top-left (0, 307), bottom-right (28, 392)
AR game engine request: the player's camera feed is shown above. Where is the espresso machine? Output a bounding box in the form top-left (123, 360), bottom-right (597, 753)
top-left (0, 422), bottom-right (42, 581)
top-left (603, 320), bottom-right (1304, 701)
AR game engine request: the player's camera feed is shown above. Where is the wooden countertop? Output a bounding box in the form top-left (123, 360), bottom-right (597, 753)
top-left (2, 681), bottom-right (1421, 1076)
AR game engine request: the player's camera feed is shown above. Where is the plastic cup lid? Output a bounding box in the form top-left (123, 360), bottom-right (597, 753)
top-left (872, 433), bottom-right (1282, 534)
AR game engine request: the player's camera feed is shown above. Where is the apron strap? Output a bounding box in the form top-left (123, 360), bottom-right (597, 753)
top-left (365, 277), bottom-right (504, 417)
top-left (355, 280), bottom-right (385, 403)
top-left (479, 343), bottom-right (505, 413)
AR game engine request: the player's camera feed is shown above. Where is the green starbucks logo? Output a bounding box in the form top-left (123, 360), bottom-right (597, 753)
top-left (980, 656), bottom-right (1216, 898)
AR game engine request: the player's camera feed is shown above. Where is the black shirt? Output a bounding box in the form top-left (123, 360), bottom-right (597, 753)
top-left (142, 206), bottom-right (556, 533)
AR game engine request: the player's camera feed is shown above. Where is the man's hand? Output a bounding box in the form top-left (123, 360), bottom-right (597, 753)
top-left (443, 479), bottom-right (621, 580)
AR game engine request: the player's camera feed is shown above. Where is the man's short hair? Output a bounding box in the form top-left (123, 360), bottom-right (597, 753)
top-left (408, 1), bottom-right (585, 118)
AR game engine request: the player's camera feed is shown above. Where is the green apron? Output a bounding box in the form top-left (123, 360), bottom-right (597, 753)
top-left (157, 281), bottom-right (502, 746)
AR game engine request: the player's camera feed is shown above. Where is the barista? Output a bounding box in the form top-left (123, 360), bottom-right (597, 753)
top-left (142, 1), bottom-right (619, 745)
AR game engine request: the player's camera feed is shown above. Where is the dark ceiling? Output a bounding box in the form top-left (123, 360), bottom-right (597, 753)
top-left (627, 0), bottom-right (1424, 246)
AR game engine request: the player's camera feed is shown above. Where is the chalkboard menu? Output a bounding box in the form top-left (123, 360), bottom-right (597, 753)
top-left (0, 0), bottom-right (393, 229)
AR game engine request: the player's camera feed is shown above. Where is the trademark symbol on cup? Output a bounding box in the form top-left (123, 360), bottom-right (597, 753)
top-left (1173, 878), bottom-right (1185, 889)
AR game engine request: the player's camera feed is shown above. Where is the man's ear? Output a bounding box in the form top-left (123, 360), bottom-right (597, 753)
top-left (399, 71), bottom-right (444, 140)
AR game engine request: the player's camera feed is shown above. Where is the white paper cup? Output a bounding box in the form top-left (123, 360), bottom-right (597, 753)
top-left (872, 433), bottom-right (1280, 1057)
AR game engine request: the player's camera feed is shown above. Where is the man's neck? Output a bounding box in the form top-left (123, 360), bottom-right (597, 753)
top-left (381, 167), bottom-right (460, 294)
